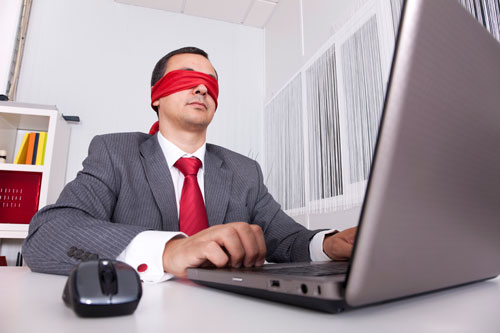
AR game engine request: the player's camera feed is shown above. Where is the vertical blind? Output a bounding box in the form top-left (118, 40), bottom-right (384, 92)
top-left (306, 45), bottom-right (343, 202)
top-left (264, 75), bottom-right (306, 212)
top-left (341, 16), bottom-right (384, 185)
top-left (264, 0), bottom-right (500, 216)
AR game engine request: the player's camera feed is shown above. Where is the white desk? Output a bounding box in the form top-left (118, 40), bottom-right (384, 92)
top-left (1, 267), bottom-right (499, 333)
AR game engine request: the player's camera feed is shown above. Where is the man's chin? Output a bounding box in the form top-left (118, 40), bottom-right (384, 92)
top-left (183, 112), bottom-right (214, 126)
top-left (181, 119), bottom-right (211, 132)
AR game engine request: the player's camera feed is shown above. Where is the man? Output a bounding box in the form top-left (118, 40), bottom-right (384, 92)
top-left (22, 47), bottom-right (357, 282)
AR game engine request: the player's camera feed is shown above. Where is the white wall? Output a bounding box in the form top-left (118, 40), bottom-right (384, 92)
top-left (0, 0), bottom-right (23, 95)
top-left (265, 0), bottom-right (369, 101)
top-left (16, 0), bottom-right (264, 182)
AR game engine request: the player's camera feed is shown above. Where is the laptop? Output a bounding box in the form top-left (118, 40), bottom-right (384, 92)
top-left (187, 0), bottom-right (500, 313)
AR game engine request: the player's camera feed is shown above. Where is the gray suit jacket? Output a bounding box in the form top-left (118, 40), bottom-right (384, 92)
top-left (22, 132), bottom-right (320, 275)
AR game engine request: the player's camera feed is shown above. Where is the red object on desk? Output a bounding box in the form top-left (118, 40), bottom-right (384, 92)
top-left (0, 170), bottom-right (42, 224)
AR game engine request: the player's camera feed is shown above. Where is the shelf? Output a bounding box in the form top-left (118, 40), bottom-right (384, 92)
top-left (0, 224), bottom-right (29, 239)
top-left (0, 163), bottom-right (45, 173)
top-left (0, 102), bottom-right (70, 246)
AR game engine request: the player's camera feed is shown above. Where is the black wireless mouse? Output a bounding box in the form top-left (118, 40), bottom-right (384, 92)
top-left (62, 259), bottom-right (142, 317)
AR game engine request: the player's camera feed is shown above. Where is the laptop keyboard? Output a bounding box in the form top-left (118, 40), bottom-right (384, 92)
top-left (248, 261), bottom-right (349, 277)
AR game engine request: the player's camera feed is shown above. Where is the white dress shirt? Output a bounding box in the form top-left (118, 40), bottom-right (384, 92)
top-left (118, 132), bottom-right (332, 283)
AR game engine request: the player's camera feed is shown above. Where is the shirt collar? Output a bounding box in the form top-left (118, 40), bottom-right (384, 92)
top-left (157, 131), bottom-right (206, 169)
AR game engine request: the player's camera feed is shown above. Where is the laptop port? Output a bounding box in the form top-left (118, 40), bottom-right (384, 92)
top-left (317, 286), bottom-right (321, 295)
top-left (270, 280), bottom-right (280, 288)
top-left (300, 284), bottom-right (308, 294)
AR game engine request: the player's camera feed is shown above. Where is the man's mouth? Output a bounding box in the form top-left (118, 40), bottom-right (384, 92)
top-left (188, 101), bottom-right (207, 109)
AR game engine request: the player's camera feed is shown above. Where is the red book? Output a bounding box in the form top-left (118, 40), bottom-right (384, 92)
top-left (0, 171), bottom-right (43, 224)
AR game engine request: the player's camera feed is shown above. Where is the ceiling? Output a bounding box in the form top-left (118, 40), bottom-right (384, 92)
top-left (114, 0), bottom-right (280, 28)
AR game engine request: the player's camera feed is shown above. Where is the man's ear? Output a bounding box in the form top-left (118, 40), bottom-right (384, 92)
top-left (152, 100), bottom-right (160, 107)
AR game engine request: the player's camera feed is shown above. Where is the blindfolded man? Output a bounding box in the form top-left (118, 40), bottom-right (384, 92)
top-left (23, 47), bottom-right (357, 282)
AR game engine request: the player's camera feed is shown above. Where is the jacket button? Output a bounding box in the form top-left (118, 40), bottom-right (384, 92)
top-left (73, 249), bottom-right (84, 259)
top-left (67, 247), bottom-right (77, 257)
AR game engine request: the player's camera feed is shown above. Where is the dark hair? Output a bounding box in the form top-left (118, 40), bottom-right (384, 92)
top-left (150, 46), bottom-right (210, 112)
top-left (151, 46), bottom-right (210, 86)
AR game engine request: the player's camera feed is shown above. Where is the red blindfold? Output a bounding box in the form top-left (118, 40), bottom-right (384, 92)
top-left (149, 69), bottom-right (219, 135)
top-left (151, 69), bottom-right (219, 109)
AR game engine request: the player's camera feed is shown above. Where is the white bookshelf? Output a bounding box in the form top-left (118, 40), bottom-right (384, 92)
top-left (0, 102), bottom-right (70, 245)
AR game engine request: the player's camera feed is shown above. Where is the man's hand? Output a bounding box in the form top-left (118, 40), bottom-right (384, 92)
top-left (322, 227), bottom-right (357, 260)
top-left (162, 222), bottom-right (266, 278)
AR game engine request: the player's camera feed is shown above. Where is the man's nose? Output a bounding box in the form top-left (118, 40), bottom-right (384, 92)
top-left (193, 84), bottom-right (207, 96)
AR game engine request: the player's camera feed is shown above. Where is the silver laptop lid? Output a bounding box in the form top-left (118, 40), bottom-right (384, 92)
top-left (346, 0), bottom-right (500, 307)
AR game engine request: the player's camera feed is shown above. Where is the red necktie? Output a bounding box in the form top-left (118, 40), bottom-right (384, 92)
top-left (174, 157), bottom-right (209, 236)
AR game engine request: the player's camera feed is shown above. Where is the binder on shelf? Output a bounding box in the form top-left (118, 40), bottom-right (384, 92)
top-left (31, 133), bottom-right (40, 165)
top-left (25, 133), bottom-right (36, 165)
top-left (12, 131), bottom-right (48, 165)
top-left (35, 132), bottom-right (47, 165)
top-left (14, 132), bottom-right (30, 164)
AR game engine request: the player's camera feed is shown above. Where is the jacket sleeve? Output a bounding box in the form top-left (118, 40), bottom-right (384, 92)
top-left (250, 161), bottom-right (323, 262)
top-left (22, 135), bottom-right (148, 275)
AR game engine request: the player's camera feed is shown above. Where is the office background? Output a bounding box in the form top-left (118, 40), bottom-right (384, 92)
top-left (2, 0), bottom-right (382, 231)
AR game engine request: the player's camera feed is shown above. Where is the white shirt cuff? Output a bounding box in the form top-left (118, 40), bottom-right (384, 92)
top-left (117, 230), bottom-right (186, 283)
top-left (309, 229), bottom-right (338, 261)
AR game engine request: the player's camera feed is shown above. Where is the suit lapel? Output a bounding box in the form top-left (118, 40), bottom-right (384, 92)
top-left (139, 135), bottom-right (179, 231)
top-left (204, 146), bottom-right (232, 227)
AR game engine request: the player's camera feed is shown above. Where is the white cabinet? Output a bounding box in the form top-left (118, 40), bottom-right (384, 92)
top-left (0, 101), bottom-right (70, 264)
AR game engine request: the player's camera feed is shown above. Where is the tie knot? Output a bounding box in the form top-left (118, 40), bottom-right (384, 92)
top-left (174, 157), bottom-right (202, 176)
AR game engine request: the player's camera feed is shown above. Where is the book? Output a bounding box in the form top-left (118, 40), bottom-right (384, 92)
top-left (35, 132), bottom-right (48, 165)
top-left (14, 132), bottom-right (30, 164)
top-left (25, 133), bottom-right (37, 165)
top-left (31, 133), bottom-right (40, 165)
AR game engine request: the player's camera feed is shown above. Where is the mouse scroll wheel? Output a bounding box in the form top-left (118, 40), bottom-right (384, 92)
top-left (103, 270), bottom-right (114, 283)
top-left (100, 266), bottom-right (118, 296)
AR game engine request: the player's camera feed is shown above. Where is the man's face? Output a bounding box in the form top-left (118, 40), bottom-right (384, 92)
top-left (153, 53), bottom-right (218, 134)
